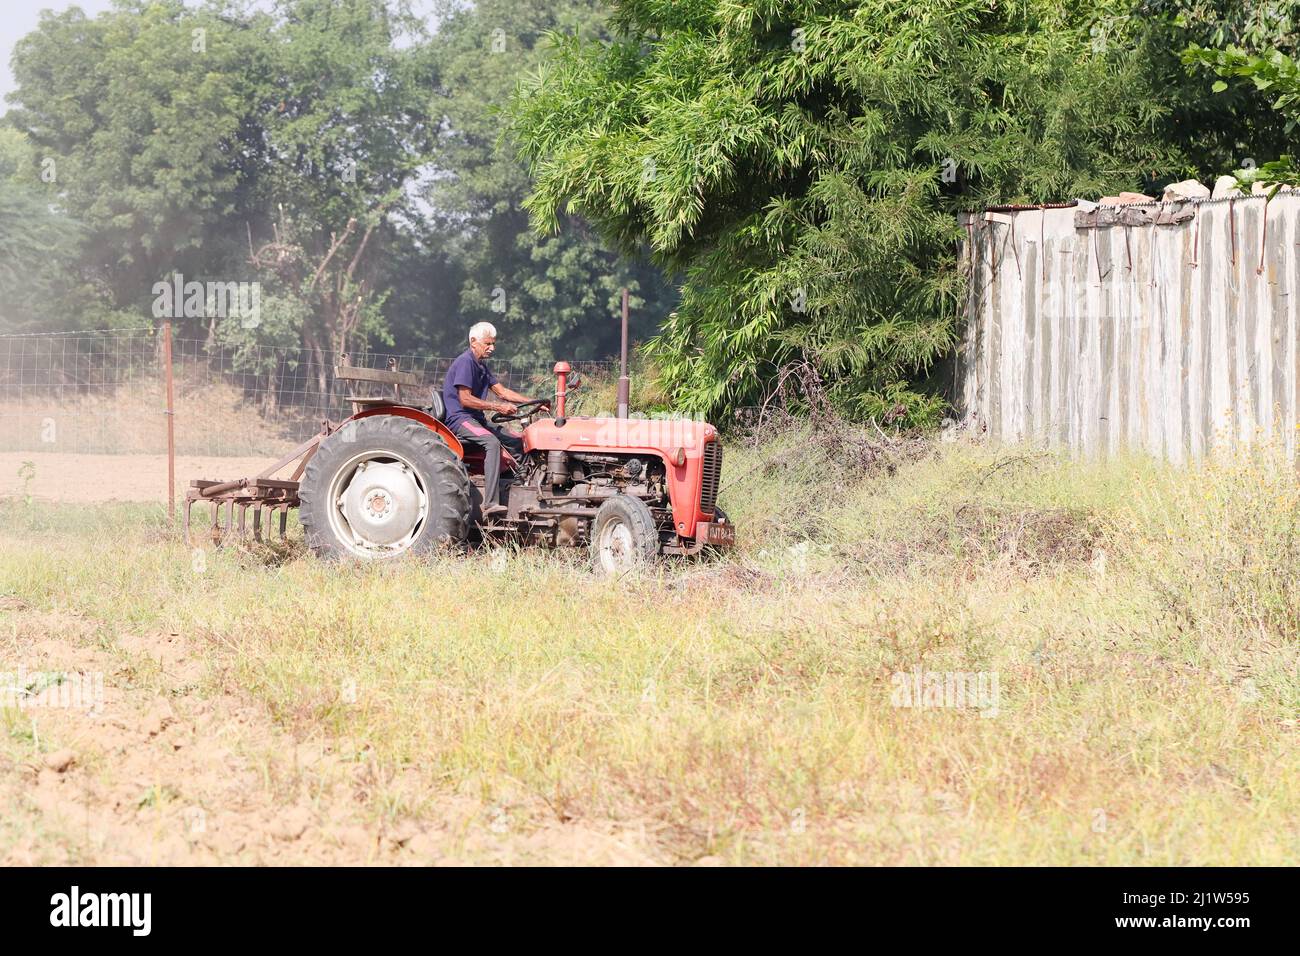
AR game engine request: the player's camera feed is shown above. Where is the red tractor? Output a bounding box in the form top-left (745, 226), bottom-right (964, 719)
top-left (187, 347), bottom-right (734, 573)
top-left (295, 360), bottom-right (733, 571)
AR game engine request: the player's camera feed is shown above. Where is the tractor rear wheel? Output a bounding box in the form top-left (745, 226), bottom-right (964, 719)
top-left (300, 416), bottom-right (470, 560)
top-left (590, 494), bottom-right (660, 574)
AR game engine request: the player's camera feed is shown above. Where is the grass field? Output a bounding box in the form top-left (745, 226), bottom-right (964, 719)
top-left (0, 427), bottom-right (1297, 865)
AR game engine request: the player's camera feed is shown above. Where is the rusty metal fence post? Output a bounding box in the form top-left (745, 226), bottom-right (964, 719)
top-left (162, 321), bottom-right (176, 524)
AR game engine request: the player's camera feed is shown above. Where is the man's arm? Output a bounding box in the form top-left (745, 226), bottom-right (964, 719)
top-left (488, 382), bottom-right (548, 408)
top-left (490, 382), bottom-right (536, 405)
top-left (458, 386), bottom-right (515, 416)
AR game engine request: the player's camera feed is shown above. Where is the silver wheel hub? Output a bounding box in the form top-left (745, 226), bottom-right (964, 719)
top-left (598, 520), bottom-right (636, 572)
top-left (328, 455), bottom-right (428, 556)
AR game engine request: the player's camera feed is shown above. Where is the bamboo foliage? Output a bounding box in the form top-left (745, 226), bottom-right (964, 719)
top-left (508, 1), bottom-right (1192, 425)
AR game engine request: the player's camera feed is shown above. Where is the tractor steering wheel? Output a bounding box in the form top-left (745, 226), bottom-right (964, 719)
top-left (490, 398), bottom-right (551, 423)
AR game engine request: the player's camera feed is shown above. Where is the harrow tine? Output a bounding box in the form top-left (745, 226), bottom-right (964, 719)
top-left (188, 494), bottom-right (300, 549)
top-left (185, 428), bottom-right (316, 550)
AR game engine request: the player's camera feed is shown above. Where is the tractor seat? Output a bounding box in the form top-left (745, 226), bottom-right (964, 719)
top-left (425, 389), bottom-right (446, 423)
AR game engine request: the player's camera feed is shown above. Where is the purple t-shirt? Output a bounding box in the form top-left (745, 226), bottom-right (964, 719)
top-left (442, 349), bottom-right (498, 430)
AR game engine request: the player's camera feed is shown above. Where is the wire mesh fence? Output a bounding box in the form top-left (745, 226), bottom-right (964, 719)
top-left (0, 328), bottom-right (618, 459)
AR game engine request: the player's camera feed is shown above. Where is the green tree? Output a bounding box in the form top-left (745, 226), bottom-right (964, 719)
top-left (1177, 1), bottom-right (1300, 190)
top-left (1147, 0), bottom-right (1300, 52)
top-left (6, 1), bottom-right (252, 315)
top-left (0, 129), bottom-right (106, 333)
top-left (4, 0), bottom-right (681, 368)
top-left (1139, 1), bottom-right (1298, 180)
top-left (1187, 44), bottom-right (1300, 187)
top-left (244, 0), bottom-right (439, 369)
top-left (5, 0), bottom-right (439, 370)
top-left (506, 1), bottom-right (1209, 424)
top-left (419, 0), bottom-right (676, 363)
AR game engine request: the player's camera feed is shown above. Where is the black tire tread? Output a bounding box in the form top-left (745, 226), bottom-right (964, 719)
top-left (590, 494), bottom-right (660, 573)
top-left (299, 416), bottom-right (470, 559)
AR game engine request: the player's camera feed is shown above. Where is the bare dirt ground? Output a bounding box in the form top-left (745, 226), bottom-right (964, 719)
top-left (0, 597), bottom-right (662, 865)
top-left (0, 453), bottom-right (273, 504)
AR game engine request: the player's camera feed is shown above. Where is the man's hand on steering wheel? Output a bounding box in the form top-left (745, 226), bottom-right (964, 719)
top-left (490, 398), bottom-right (550, 423)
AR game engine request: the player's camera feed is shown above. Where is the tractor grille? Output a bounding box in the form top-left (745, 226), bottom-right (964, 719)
top-left (700, 440), bottom-right (722, 514)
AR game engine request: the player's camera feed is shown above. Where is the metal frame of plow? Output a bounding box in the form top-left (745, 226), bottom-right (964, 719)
top-left (183, 426), bottom-right (329, 547)
top-left (183, 358), bottom-right (431, 548)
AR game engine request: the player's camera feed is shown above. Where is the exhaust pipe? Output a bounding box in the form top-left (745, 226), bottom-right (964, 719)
top-left (553, 360), bottom-right (571, 427)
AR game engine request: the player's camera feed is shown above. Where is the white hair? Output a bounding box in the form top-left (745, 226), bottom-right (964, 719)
top-left (468, 321), bottom-right (497, 343)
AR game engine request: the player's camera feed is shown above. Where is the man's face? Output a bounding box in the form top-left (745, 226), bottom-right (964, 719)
top-left (470, 334), bottom-right (496, 360)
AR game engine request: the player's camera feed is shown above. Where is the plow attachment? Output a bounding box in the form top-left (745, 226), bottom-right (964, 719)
top-left (184, 429), bottom-right (325, 546)
top-left (184, 357), bottom-right (432, 548)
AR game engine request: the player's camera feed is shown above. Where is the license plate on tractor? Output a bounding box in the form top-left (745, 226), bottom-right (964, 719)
top-left (703, 521), bottom-right (736, 547)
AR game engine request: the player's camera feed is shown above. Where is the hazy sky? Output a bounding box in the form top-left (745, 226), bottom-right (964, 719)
top-left (1, 1), bottom-right (119, 111)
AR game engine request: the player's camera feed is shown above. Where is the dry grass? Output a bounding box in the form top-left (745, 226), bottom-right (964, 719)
top-left (0, 428), bottom-right (1297, 865)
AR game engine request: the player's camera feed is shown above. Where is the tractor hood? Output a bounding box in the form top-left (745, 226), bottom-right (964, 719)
top-left (522, 416), bottom-right (717, 458)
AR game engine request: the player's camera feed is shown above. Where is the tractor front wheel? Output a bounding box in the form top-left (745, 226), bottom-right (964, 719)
top-left (300, 416), bottom-right (470, 560)
top-left (590, 494), bottom-right (660, 574)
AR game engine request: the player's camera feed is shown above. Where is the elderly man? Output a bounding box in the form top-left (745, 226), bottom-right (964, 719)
top-left (442, 322), bottom-right (541, 516)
